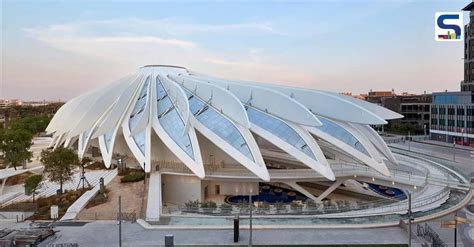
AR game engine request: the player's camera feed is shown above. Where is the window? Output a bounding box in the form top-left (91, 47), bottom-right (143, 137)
top-left (314, 116), bottom-right (370, 156)
top-left (246, 106), bottom-right (317, 159)
top-left (181, 87), bottom-right (254, 161)
top-left (129, 77), bottom-right (150, 155)
top-left (156, 78), bottom-right (194, 159)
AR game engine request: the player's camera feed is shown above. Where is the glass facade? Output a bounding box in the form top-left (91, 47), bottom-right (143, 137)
top-left (315, 117), bottom-right (370, 156)
top-left (81, 129), bottom-right (91, 151)
top-left (245, 106), bottom-right (316, 159)
top-left (129, 77), bottom-right (150, 155)
top-left (433, 93), bottom-right (474, 104)
top-left (104, 131), bottom-right (113, 152)
top-left (430, 91), bottom-right (474, 144)
top-left (180, 87), bottom-right (254, 161)
top-left (156, 78), bottom-right (194, 159)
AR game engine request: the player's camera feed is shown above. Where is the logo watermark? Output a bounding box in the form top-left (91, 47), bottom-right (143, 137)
top-left (435, 12), bottom-right (463, 41)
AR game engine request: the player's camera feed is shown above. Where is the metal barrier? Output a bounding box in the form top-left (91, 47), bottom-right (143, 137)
top-left (164, 187), bottom-right (454, 217)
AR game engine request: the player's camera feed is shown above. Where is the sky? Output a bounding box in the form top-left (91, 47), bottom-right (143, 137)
top-left (0, 0), bottom-right (470, 101)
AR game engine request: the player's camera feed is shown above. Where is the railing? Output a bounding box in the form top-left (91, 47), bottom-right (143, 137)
top-left (391, 148), bottom-right (471, 190)
top-left (153, 146), bottom-right (463, 187)
top-left (164, 187), bottom-right (453, 217)
top-left (384, 135), bottom-right (430, 144)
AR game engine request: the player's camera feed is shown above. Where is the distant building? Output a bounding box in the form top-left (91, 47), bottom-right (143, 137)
top-left (0, 99), bottom-right (22, 108)
top-left (430, 91), bottom-right (474, 145)
top-left (429, 3), bottom-right (474, 146)
top-left (364, 91), bottom-right (431, 134)
top-left (367, 89), bottom-right (395, 99)
top-left (462, 1), bottom-right (474, 91)
top-left (22, 100), bottom-right (53, 107)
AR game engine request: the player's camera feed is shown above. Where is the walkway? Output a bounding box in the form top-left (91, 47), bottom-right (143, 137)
top-left (1, 169), bottom-right (117, 206)
top-left (61, 169), bottom-right (117, 220)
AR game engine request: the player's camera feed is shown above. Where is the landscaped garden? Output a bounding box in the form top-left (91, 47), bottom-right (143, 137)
top-left (0, 188), bottom-right (88, 220)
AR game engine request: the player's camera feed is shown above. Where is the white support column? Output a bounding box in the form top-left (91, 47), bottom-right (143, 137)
top-left (315, 180), bottom-right (345, 202)
top-left (146, 171), bottom-right (162, 221)
top-left (284, 181), bottom-right (318, 202)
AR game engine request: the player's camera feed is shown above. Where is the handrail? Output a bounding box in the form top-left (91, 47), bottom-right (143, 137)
top-left (165, 186), bottom-right (453, 217)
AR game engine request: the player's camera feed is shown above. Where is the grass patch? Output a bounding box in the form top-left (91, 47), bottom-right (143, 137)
top-left (5, 171), bottom-right (35, 186)
top-left (1, 189), bottom-right (88, 220)
top-left (120, 171), bottom-right (145, 183)
top-left (31, 189), bottom-right (88, 220)
top-left (85, 188), bottom-right (109, 209)
top-left (117, 167), bottom-right (142, 176)
top-left (85, 161), bottom-right (106, 170)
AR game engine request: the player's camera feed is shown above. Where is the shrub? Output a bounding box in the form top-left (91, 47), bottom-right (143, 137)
top-left (305, 200), bottom-right (318, 208)
top-left (86, 161), bottom-right (105, 170)
top-left (201, 201), bottom-right (217, 209)
top-left (275, 202), bottom-right (286, 211)
top-left (220, 203), bottom-right (232, 211)
top-left (185, 200), bottom-right (200, 208)
top-left (290, 201), bottom-right (303, 209)
top-left (120, 172), bottom-right (145, 183)
top-left (258, 202), bottom-right (270, 209)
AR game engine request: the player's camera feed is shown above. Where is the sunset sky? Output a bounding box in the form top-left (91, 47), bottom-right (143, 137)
top-left (1, 0), bottom-right (469, 101)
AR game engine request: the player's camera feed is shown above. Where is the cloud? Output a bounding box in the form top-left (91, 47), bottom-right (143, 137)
top-left (22, 18), bottom-right (293, 68)
top-left (16, 17), bottom-right (321, 100)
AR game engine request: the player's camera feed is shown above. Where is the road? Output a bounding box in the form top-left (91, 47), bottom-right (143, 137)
top-left (389, 141), bottom-right (474, 178)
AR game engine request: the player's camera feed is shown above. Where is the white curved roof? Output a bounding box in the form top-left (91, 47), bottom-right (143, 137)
top-left (48, 65), bottom-right (402, 180)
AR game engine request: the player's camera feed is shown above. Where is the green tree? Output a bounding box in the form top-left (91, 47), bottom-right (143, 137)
top-left (0, 129), bottom-right (33, 170)
top-left (9, 115), bottom-right (51, 135)
top-left (41, 147), bottom-right (79, 193)
top-left (25, 175), bottom-right (42, 202)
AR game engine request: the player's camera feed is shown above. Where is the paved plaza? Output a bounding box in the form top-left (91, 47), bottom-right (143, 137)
top-left (34, 221), bottom-right (411, 246)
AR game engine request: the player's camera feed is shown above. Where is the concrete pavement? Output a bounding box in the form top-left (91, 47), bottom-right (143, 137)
top-left (36, 221), bottom-right (412, 246)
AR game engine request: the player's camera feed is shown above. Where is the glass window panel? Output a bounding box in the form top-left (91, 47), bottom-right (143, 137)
top-left (246, 106), bottom-right (316, 159)
top-left (133, 130), bottom-right (146, 155)
top-left (315, 117), bottom-right (370, 156)
top-left (156, 79), bottom-right (194, 159)
top-left (180, 86), bottom-right (254, 161)
top-left (128, 77), bottom-right (150, 155)
top-left (104, 131), bottom-right (113, 152)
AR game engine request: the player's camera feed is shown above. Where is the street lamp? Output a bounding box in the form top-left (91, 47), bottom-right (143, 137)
top-left (408, 131), bottom-right (411, 151)
top-left (248, 187), bottom-right (253, 247)
top-left (453, 140), bottom-right (456, 161)
top-left (408, 193), bottom-right (412, 247)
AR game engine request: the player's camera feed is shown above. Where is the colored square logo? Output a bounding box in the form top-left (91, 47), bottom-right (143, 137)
top-left (435, 12), bottom-right (463, 41)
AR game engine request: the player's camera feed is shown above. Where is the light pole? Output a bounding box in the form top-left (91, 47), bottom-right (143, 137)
top-left (118, 196), bottom-right (122, 247)
top-left (248, 188), bottom-right (253, 247)
top-left (143, 162), bottom-right (146, 185)
top-left (408, 193), bottom-right (412, 247)
top-left (453, 141), bottom-right (456, 161)
top-left (408, 131), bottom-right (411, 151)
top-left (454, 211), bottom-right (457, 247)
